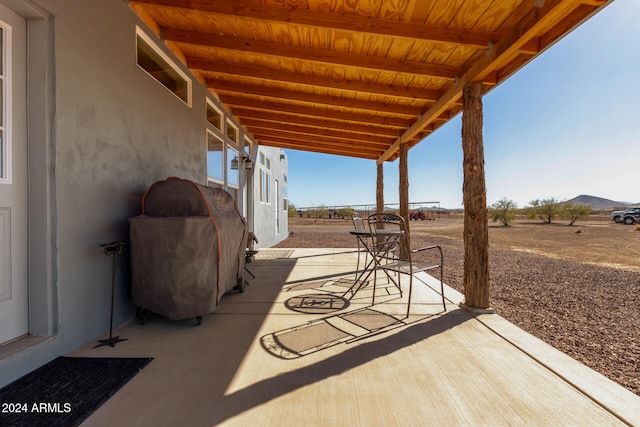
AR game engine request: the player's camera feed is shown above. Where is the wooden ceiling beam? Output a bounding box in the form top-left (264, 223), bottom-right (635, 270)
top-left (378, 0), bottom-right (582, 163)
top-left (248, 126), bottom-right (393, 147)
top-left (244, 120), bottom-right (395, 146)
top-left (236, 114), bottom-right (401, 138)
top-left (257, 137), bottom-right (380, 160)
top-left (209, 80), bottom-right (424, 117)
top-left (192, 60), bottom-right (444, 101)
top-left (163, 27), bottom-right (464, 80)
top-left (251, 133), bottom-right (384, 157)
top-left (219, 94), bottom-right (415, 128)
top-left (131, 0), bottom-right (498, 49)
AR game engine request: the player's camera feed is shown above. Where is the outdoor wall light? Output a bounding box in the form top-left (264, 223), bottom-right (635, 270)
top-left (243, 157), bottom-right (253, 169)
top-left (230, 155), bottom-right (239, 170)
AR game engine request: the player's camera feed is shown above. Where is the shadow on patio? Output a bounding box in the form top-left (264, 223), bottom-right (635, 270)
top-left (75, 248), bottom-right (640, 426)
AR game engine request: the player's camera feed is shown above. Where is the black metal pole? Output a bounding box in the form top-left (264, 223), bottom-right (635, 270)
top-left (95, 241), bottom-right (128, 348)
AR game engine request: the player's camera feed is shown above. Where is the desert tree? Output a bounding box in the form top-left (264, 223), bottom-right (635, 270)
top-left (561, 202), bottom-right (592, 226)
top-left (306, 204), bottom-right (328, 219)
top-left (287, 202), bottom-right (298, 218)
top-left (488, 198), bottom-right (518, 226)
top-left (527, 198), bottom-right (561, 224)
top-left (335, 207), bottom-right (355, 219)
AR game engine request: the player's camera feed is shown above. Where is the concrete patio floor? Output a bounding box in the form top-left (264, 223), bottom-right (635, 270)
top-left (74, 248), bottom-right (640, 426)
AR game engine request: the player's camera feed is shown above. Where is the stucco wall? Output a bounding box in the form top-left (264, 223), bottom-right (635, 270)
top-left (0, 0), bottom-right (210, 387)
top-left (0, 0), bottom-right (290, 388)
top-left (252, 146), bottom-right (289, 249)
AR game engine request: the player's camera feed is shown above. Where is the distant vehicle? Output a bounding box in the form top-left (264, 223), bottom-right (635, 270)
top-left (610, 208), bottom-right (639, 223)
top-left (621, 208), bottom-right (640, 225)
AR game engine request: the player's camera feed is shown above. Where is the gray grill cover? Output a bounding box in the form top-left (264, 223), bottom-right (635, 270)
top-left (129, 177), bottom-right (248, 320)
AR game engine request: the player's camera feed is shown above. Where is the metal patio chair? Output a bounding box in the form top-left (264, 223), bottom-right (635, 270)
top-left (367, 213), bottom-right (446, 317)
top-left (351, 212), bottom-right (369, 279)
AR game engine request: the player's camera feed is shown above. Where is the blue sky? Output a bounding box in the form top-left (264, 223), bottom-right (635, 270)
top-left (285, 0), bottom-right (638, 210)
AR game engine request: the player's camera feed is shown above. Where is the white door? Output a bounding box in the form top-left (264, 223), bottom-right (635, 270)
top-left (0, 3), bottom-right (28, 344)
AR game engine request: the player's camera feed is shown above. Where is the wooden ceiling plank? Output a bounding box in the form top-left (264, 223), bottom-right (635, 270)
top-left (230, 106), bottom-right (406, 133)
top-left (252, 134), bottom-right (384, 157)
top-left (220, 95), bottom-right (414, 128)
top-left (258, 138), bottom-right (380, 160)
top-left (192, 60), bottom-right (444, 101)
top-left (130, 0), bottom-right (498, 48)
top-left (253, 132), bottom-right (385, 152)
top-left (163, 27), bottom-right (464, 80)
top-left (247, 123), bottom-right (393, 146)
top-left (240, 113), bottom-right (398, 143)
top-left (249, 126), bottom-right (393, 146)
top-left (209, 80), bottom-right (424, 117)
top-left (253, 130), bottom-right (383, 150)
top-left (377, 0), bottom-right (583, 163)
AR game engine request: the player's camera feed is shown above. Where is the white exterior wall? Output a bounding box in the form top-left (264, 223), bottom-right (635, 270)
top-left (0, 0), bottom-right (287, 387)
top-left (251, 146), bottom-right (289, 249)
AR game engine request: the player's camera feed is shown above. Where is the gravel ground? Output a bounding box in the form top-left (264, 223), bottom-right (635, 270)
top-left (274, 230), bottom-right (640, 396)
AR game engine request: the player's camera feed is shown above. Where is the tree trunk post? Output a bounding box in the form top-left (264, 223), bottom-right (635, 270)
top-left (376, 161), bottom-right (384, 215)
top-left (461, 81), bottom-right (491, 309)
top-left (399, 142), bottom-right (411, 259)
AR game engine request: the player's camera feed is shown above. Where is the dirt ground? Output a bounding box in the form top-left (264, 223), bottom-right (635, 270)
top-left (285, 215), bottom-right (640, 272)
top-left (276, 215), bottom-right (640, 395)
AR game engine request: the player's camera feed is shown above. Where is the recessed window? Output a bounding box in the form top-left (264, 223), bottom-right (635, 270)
top-left (283, 183), bottom-right (288, 211)
top-left (244, 137), bottom-right (252, 157)
top-left (207, 131), bottom-right (223, 184)
top-left (207, 99), bottom-right (222, 131)
top-left (136, 27), bottom-right (191, 106)
top-left (226, 120), bottom-right (238, 143)
top-left (259, 153), bottom-right (271, 204)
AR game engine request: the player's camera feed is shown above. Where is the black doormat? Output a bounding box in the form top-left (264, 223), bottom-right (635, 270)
top-left (0, 356), bottom-right (153, 427)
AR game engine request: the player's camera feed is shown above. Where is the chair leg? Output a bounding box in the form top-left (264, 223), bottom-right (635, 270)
top-left (406, 273), bottom-right (412, 318)
top-left (440, 263), bottom-right (446, 311)
top-left (355, 240), bottom-right (361, 281)
top-left (372, 262), bottom-right (377, 306)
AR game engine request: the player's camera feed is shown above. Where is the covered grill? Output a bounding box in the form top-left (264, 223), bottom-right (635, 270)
top-left (129, 177), bottom-right (248, 322)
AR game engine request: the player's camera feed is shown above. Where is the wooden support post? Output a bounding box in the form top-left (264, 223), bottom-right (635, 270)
top-left (376, 162), bottom-right (384, 214)
top-left (461, 81), bottom-right (490, 309)
top-left (399, 143), bottom-right (410, 259)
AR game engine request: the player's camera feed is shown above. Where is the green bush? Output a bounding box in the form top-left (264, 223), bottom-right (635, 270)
top-left (488, 198), bottom-right (518, 226)
top-left (526, 198), bottom-right (561, 224)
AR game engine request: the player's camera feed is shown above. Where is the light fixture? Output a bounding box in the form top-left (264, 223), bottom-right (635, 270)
top-left (243, 157), bottom-right (253, 169)
top-left (230, 155), bottom-right (239, 170)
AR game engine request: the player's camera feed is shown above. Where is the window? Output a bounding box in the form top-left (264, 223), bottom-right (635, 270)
top-left (244, 137), bottom-right (252, 157)
top-left (207, 132), bottom-right (223, 184)
top-left (207, 99), bottom-right (222, 131)
top-left (0, 25), bottom-right (8, 183)
top-left (226, 120), bottom-right (238, 144)
top-left (227, 147), bottom-right (239, 188)
top-left (136, 28), bottom-right (191, 106)
top-left (283, 181), bottom-right (288, 212)
top-left (259, 153), bottom-right (271, 204)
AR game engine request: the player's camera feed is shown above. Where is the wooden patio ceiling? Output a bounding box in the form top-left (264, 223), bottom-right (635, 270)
top-left (129, 0), bottom-right (611, 162)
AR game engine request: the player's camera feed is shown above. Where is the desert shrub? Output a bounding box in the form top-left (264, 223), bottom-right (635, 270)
top-left (526, 198), bottom-right (561, 224)
top-left (287, 202), bottom-right (298, 218)
top-left (306, 204), bottom-right (328, 219)
top-left (334, 207), bottom-right (355, 219)
top-left (561, 202), bottom-right (592, 226)
top-left (488, 198), bottom-right (518, 226)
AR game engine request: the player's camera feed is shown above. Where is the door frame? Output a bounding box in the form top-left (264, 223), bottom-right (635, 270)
top-left (0, 0), bottom-right (56, 340)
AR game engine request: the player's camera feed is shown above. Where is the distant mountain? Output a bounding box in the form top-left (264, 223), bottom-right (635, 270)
top-left (565, 195), bottom-right (635, 211)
